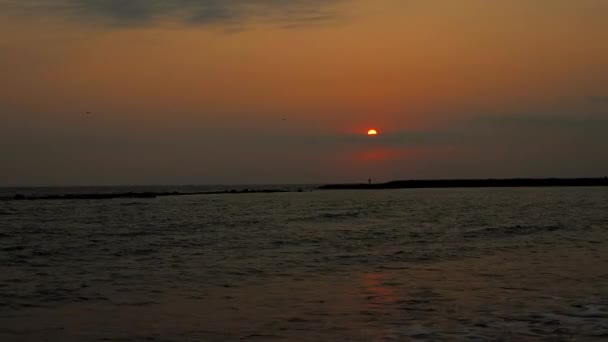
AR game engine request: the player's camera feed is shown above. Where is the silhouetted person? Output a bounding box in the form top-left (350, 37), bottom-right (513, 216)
top-left (368, 177), bottom-right (372, 185)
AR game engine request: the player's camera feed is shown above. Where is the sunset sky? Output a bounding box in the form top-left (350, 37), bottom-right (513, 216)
top-left (1, 0), bottom-right (607, 185)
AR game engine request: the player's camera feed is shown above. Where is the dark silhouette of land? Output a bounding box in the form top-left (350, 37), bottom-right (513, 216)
top-left (3, 189), bottom-right (288, 201)
top-left (4, 178), bottom-right (607, 201)
top-left (319, 178), bottom-right (608, 190)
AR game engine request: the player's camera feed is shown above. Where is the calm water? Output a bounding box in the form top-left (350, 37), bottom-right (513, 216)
top-left (1, 187), bottom-right (608, 341)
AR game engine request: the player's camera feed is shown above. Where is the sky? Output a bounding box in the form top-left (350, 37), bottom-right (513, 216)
top-left (1, 0), bottom-right (607, 186)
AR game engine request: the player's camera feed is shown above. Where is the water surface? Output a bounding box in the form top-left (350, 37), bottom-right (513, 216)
top-left (1, 187), bottom-right (607, 340)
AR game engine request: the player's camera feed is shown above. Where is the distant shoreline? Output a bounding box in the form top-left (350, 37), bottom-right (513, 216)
top-left (319, 178), bottom-right (608, 190)
top-left (1, 189), bottom-right (290, 201)
top-left (3, 178), bottom-right (608, 201)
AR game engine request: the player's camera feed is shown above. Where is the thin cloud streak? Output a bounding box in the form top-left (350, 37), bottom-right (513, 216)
top-left (1, 0), bottom-right (344, 27)
top-left (268, 114), bottom-right (608, 149)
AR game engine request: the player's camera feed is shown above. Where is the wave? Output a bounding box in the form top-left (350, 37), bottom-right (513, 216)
top-left (120, 202), bottom-right (150, 207)
top-left (96, 231), bottom-right (151, 237)
top-left (291, 210), bottom-right (362, 222)
top-left (463, 224), bottom-right (563, 239)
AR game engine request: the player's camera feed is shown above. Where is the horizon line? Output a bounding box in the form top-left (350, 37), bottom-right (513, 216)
top-left (2, 176), bottom-right (608, 189)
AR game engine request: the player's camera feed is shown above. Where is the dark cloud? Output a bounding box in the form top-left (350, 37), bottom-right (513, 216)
top-left (272, 114), bottom-right (608, 149)
top-left (469, 114), bottom-right (608, 133)
top-left (2, 0), bottom-right (342, 27)
top-left (588, 95), bottom-right (608, 105)
top-left (269, 130), bottom-right (440, 146)
top-left (2, 109), bottom-right (608, 185)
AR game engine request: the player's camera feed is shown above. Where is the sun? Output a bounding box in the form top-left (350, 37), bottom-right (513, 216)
top-left (367, 129), bottom-right (378, 136)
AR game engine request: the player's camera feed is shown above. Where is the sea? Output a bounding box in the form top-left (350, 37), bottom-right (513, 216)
top-left (1, 186), bottom-right (607, 341)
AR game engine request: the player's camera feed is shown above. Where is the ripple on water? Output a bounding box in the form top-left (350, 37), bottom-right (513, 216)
top-left (0, 187), bottom-right (607, 340)
top-left (463, 224), bottom-right (563, 239)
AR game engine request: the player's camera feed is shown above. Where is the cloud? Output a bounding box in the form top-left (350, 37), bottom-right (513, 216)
top-left (269, 113), bottom-right (608, 150)
top-left (588, 95), bottom-right (608, 105)
top-left (2, 0), bottom-right (342, 28)
top-left (264, 130), bottom-right (448, 149)
top-left (469, 114), bottom-right (608, 133)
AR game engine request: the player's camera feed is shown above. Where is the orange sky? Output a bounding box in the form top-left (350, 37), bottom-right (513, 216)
top-left (1, 0), bottom-right (607, 185)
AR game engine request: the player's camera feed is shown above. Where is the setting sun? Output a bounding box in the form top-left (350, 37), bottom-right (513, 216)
top-left (367, 129), bottom-right (378, 136)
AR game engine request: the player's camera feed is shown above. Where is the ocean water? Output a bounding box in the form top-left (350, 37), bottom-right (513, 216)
top-left (1, 186), bottom-right (607, 341)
